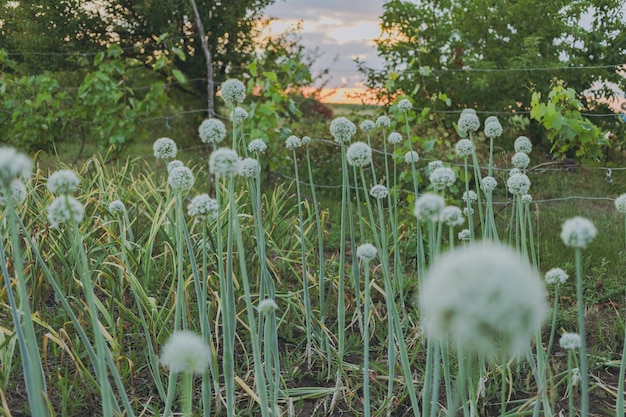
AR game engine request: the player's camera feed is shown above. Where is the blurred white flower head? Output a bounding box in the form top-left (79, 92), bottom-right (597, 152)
top-left (187, 194), bottom-right (218, 219)
top-left (346, 142), bottom-right (372, 167)
top-left (507, 173), bottom-right (531, 195)
top-left (511, 152), bottom-right (530, 169)
top-left (258, 299), bottom-right (278, 315)
top-left (388, 132), bottom-right (403, 144)
top-left (375, 115), bottom-right (391, 128)
top-left (430, 167), bottom-right (456, 190)
top-left (356, 243), bottom-right (378, 262)
top-left (481, 176), bottom-right (497, 192)
top-left (199, 118), bottom-right (227, 144)
top-left (458, 110), bottom-right (480, 134)
top-left (405, 150), bottom-right (419, 164)
top-left (360, 120), bottom-right (375, 132)
top-left (514, 136), bottom-right (533, 154)
top-left (545, 267), bottom-right (568, 285)
top-left (330, 117), bottom-right (356, 143)
top-left (559, 332), bottom-right (581, 350)
top-left (239, 158), bottom-right (260, 178)
top-left (614, 193), bottom-right (626, 214)
top-left (220, 79), bottom-right (246, 105)
top-left (440, 206), bottom-right (464, 227)
top-left (301, 136), bottom-right (312, 145)
top-left (229, 107), bottom-right (249, 123)
top-left (458, 229), bottom-right (471, 241)
top-left (167, 160), bottom-right (185, 173)
top-left (561, 217), bottom-right (596, 249)
top-left (370, 184), bottom-right (389, 199)
top-left (397, 98), bottom-right (412, 112)
top-left (420, 242), bottom-right (547, 359)
top-left (47, 196), bottom-right (85, 227)
top-left (0, 180), bottom-right (27, 208)
top-left (455, 139), bottom-right (473, 158)
top-left (248, 139), bottom-right (267, 153)
top-left (47, 170), bottom-right (80, 195)
top-left (0, 147), bottom-right (32, 186)
top-left (484, 120), bottom-right (503, 138)
top-left (160, 330), bottom-right (211, 374)
top-left (428, 160), bottom-right (443, 173)
top-left (521, 194), bottom-right (533, 204)
top-left (168, 166), bottom-right (195, 191)
top-left (285, 135), bottom-right (302, 150)
top-left (209, 148), bottom-right (240, 177)
top-left (153, 137), bottom-right (177, 159)
top-left (414, 193), bottom-right (445, 222)
top-left (462, 190), bottom-right (478, 203)
top-left (108, 200), bottom-right (126, 214)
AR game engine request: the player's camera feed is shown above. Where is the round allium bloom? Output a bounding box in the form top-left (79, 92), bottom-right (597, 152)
top-left (545, 267), bottom-right (568, 285)
top-left (285, 135), bottom-right (302, 150)
top-left (509, 168), bottom-right (521, 177)
top-left (455, 139), bottom-right (473, 158)
top-left (559, 333), bottom-right (581, 350)
top-left (458, 111), bottom-right (480, 134)
top-left (330, 117), bottom-right (356, 143)
top-left (507, 174), bottom-right (531, 195)
top-left (428, 160), bottom-right (444, 173)
top-left (458, 229), bottom-right (471, 241)
top-left (481, 176), bottom-right (497, 192)
top-left (511, 152), bottom-right (530, 169)
top-left (219, 79), bottom-right (246, 105)
top-left (614, 193), bottom-right (626, 214)
top-left (360, 120), bottom-right (375, 132)
top-left (484, 116), bottom-right (499, 126)
top-left (248, 139), bottom-right (267, 153)
top-left (209, 148), bottom-right (240, 177)
top-left (430, 167), bottom-right (456, 189)
top-left (375, 115), bottom-right (391, 128)
top-left (0, 147), bottom-right (32, 186)
top-left (239, 157), bottom-right (260, 178)
top-left (168, 166), bottom-right (195, 191)
top-left (388, 132), bottom-right (403, 144)
top-left (405, 151), bottom-right (419, 164)
top-left (463, 190), bottom-right (478, 203)
top-left (47, 169), bottom-right (80, 195)
top-left (463, 207), bottom-right (474, 216)
top-left (521, 194), bottom-right (533, 204)
top-left (188, 194), bottom-right (218, 218)
top-left (229, 107), bottom-right (249, 123)
top-left (47, 196), bottom-right (85, 227)
top-left (301, 136), bottom-right (311, 145)
top-left (484, 121), bottom-right (503, 138)
top-left (258, 299), bottom-right (278, 315)
top-left (356, 243), bottom-right (377, 262)
top-left (561, 217), bottom-right (596, 249)
top-left (198, 118), bottom-right (227, 144)
top-left (0, 179), bottom-right (27, 208)
top-left (414, 193), bottom-right (445, 222)
top-left (420, 242), bottom-right (547, 358)
top-left (440, 206), bottom-right (464, 227)
top-left (108, 200), bottom-right (126, 214)
top-left (167, 160), bottom-right (185, 173)
top-left (514, 136), bottom-right (533, 154)
top-left (346, 142), bottom-right (372, 167)
top-left (370, 184), bottom-right (389, 199)
top-left (160, 330), bottom-right (211, 374)
top-left (153, 137), bottom-right (177, 159)
top-left (397, 98), bottom-right (412, 112)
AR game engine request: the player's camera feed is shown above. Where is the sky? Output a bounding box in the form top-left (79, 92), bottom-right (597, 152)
top-left (263, 0), bottom-right (386, 102)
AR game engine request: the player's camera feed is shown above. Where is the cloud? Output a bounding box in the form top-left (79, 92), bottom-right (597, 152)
top-left (265, 0), bottom-right (385, 22)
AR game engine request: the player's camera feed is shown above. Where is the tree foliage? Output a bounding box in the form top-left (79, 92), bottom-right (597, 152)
top-left (363, 0), bottom-right (626, 114)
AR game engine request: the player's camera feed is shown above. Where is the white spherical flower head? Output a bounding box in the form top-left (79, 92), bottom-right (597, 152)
top-left (511, 152), bottom-right (530, 169)
top-left (484, 121), bottom-right (503, 138)
top-left (285, 135), bottom-right (302, 150)
top-left (198, 118), bottom-right (227, 144)
top-left (209, 148), bottom-right (240, 177)
top-left (330, 117), bottom-right (356, 143)
top-left (521, 194), bottom-right (533, 204)
top-left (301, 136), bottom-right (312, 145)
top-left (168, 166), bottom-right (195, 191)
top-left (455, 139), bottom-right (473, 158)
top-left (405, 150), bottom-right (419, 164)
top-left (414, 193), bottom-right (445, 222)
top-left (220, 79), bottom-right (246, 105)
top-left (108, 200), bottom-right (126, 214)
top-left (188, 194), bottom-right (218, 218)
top-left (481, 176), bottom-right (497, 192)
top-left (248, 139), bottom-right (267, 153)
top-left (430, 167), bottom-right (456, 189)
top-left (462, 190), bottom-right (478, 203)
top-left (257, 299), bottom-right (278, 315)
top-left (375, 115), bottom-right (391, 128)
top-left (461, 108), bottom-right (477, 116)
top-left (440, 206), bottom-right (464, 227)
top-left (47, 196), bottom-right (85, 228)
top-left (239, 157), bottom-right (260, 178)
top-left (514, 136), bottom-right (533, 154)
top-left (47, 169), bottom-right (80, 195)
top-left (388, 132), bottom-right (403, 144)
top-left (458, 112), bottom-right (480, 134)
top-left (0, 180), bottom-right (27, 208)
top-left (420, 242), bottom-right (547, 359)
top-left (561, 217), bottom-right (597, 249)
top-left (229, 107), bottom-right (249, 123)
top-left (153, 137), bottom-right (177, 159)
top-left (614, 193), bottom-right (626, 214)
top-left (167, 160), bottom-right (185, 173)
top-left (484, 116), bottom-right (499, 126)
top-left (463, 207), bottom-right (474, 216)
top-left (0, 147), bottom-right (32, 186)
top-left (346, 142), bottom-right (372, 167)
top-left (428, 160), bottom-right (444, 173)
top-left (559, 332), bottom-right (581, 350)
top-left (508, 168), bottom-right (521, 177)
top-left (356, 243), bottom-right (377, 262)
top-left (397, 98), bottom-right (412, 112)
top-left (160, 330), bottom-right (211, 374)
top-left (360, 120), bottom-right (375, 132)
top-left (507, 173), bottom-right (531, 195)
top-left (370, 184), bottom-right (389, 199)
top-left (458, 229), bottom-right (471, 241)
top-left (545, 267), bottom-right (568, 285)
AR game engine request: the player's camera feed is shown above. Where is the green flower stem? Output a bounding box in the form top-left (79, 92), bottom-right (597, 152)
top-left (526, 204), bottom-right (538, 268)
top-left (488, 136), bottom-right (494, 178)
top-left (546, 285), bottom-right (561, 358)
top-left (618, 301), bottom-right (626, 417)
top-left (428, 342), bottom-right (441, 417)
top-left (362, 259), bottom-right (372, 417)
top-left (463, 158), bottom-right (475, 241)
top-left (174, 191), bottom-right (188, 331)
top-left (181, 372), bottom-right (193, 416)
top-left (404, 122), bottom-right (426, 284)
top-left (575, 248), bottom-right (589, 417)
top-left (349, 163), bottom-right (365, 332)
top-left (468, 132), bottom-right (485, 234)
top-left (292, 149), bottom-right (314, 365)
top-left (389, 144), bottom-right (403, 300)
top-left (568, 351), bottom-right (575, 417)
